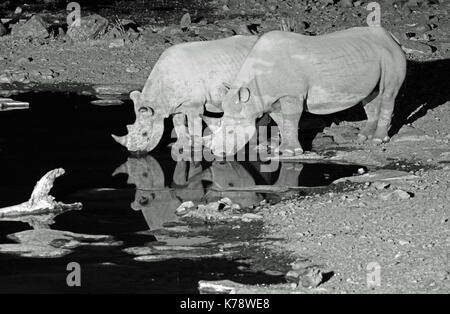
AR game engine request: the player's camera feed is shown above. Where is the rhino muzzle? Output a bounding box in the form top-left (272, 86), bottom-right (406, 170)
top-left (112, 117), bottom-right (165, 153)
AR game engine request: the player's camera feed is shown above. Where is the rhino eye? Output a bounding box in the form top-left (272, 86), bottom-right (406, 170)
top-left (139, 196), bottom-right (149, 205)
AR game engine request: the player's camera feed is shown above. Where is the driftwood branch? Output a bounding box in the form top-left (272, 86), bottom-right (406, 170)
top-left (0, 168), bottom-right (82, 218)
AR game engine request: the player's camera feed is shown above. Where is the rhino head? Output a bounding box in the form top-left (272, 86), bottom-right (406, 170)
top-left (203, 86), bottom-right (258, 157)
top-left (112, 90), bottom-right (164, 154)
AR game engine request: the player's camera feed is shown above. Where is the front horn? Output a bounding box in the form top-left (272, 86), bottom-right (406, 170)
top-left (112, 134), bottom-right (127, 146)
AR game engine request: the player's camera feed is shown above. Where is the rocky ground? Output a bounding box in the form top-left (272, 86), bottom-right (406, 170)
top-left (0, 0), bottom-right (449, 293)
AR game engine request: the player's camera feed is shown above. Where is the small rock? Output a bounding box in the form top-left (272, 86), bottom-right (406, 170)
top-left (291, 260), bottom-right (312, 270)
top-left (300, 267), bottom-right (324, 288)
top-left (109, 38), bottom-right (125, 48)
top-left (341, 0), bottom-right (354, 8)
top-left (175, 201), bottom-right (195, 215)
top-left (402, 40), bottom-right (434, 55)
top-left (126, 65), bottom-right (140, 73)
top-left (379, 189), bottom-right (412, 201)
top-left (230, 203), bottom-right (241, 210)
top-left (373, 181), bottom-right (390, 190)
top-left (405, 0), bottom-right (419, 8)
top-left (196, 17), bottom-right (208, 26)
top-left (398, 240), bottom-right (410, 246)
top-left (241, 213), bottom-right (263, 222)
top-left (15, 57), bottom-right (32, 65)
top-left (120, 19), bottom-right (138, 28)
top-left (285, 270), bottom-right (300, 283)
top-left (393, 189), bottom-right (412, 199)
top-left (322, 0), bottom-right (335, 6)
top-left (180, 13), bottom-right (191, 31)
top-left (0, 73), bottom-right (12, 84)
top-left (264, 270), bottom-right (284, 276)
top-left (379, 192), bottom-right (392, 201)
top-left (219, 197), bottom-right (233, 207)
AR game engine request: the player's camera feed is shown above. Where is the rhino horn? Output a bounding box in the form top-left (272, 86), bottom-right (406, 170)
top-left (202, 133), bottom-right (213, 149)
top-left (112, 134), bottom-right (127, 147)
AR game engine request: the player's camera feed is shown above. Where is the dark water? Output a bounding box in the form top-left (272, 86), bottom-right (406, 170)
top-left (0, 89), bottom-right (363, 293)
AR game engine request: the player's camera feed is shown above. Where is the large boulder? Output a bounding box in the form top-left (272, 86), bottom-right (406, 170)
top-left (10, 15), bottom-right (49, 38)
top-left (67, 14), bottom-right (109, 41)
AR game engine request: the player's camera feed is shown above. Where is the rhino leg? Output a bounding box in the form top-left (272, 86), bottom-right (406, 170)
top-left (272, 97), bottom-right (303, 156)
top-left (373, 92), bottom-right (396, 144)
top-left (172, 113), bottom-right (192, 154)
top-left (358, 93), bottom-right (381, 142)
top-left (372, 57), bottom-right (406, 144)
top-left (186, 108), bottom-right (204, 152)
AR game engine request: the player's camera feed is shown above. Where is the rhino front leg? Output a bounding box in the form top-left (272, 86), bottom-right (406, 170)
top-left (272, 96), bottom-right (303, 157)
top-left (186, 108), bottom-right (204, 152)
top-left (172, 113), bottom-right (192, 153)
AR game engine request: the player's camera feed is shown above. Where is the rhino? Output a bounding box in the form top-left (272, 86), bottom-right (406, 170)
top-left (112, 35), bottom-right (258, 154)
top-left (203, 27), bottom-right (407, 156)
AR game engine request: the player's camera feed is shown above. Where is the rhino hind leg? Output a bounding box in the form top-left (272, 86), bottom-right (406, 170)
top-left (358, 92), bottom-right (381, 142)
top-left (372, 92), bottom-right (396, 144)
top-left (372, 54), bottom-right (406, 145)
top-left (272, 96), bottom-right (303, 157)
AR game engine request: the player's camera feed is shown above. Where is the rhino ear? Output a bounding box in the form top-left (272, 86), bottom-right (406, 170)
top-left (130, 91), bottom-right (141, 104)
top-left (238, 87), bottom-right (250, 103)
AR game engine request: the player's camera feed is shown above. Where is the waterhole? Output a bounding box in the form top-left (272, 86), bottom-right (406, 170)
top-left (0, 89), bottom-right (364, 292)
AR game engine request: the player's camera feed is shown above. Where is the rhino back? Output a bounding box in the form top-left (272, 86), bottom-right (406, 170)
top-left (183, 35), bottom-right (258, 105)
top-left (235, 27), bottom-right (405, 114)
top-left (141, 35), bottom-right (257, 115)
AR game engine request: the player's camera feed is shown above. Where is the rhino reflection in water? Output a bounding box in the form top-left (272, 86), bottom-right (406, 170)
top-left (112, 156), bottom-right (179, 230)
top-left (113, 157), bottom-right (304, 230)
